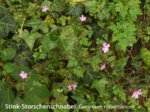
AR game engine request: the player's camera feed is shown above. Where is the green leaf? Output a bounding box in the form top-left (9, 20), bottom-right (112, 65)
top-left (57, 16), bottom-right (67, 26)
top-left (67, 58), bottom-right (78, 67)
top-left (24, 85), bottom-right (50, 105)
top-left (71, 89), bottom-right (87, 105)
top-left (80, 37), bottom-right (91, 47)
top-left (19, 30), bottom-right (42, 50)
top-left (0, 82), bottom-right (15, 112)
top-left (23, 32), bottom-right (41, 50)
top-left (73, 66), bottom-right (85, 78)
top-left (86, 55), bottom-right (101, 71)
top-left (141, 48), bottom-right (150, 67)
top-left (67, 0), bottom-right (85, 6)
top-left (91, 78), bottom-right (108, 95)
top-left (51, 94), bottom-right (68, 105)
top-left (2, 63), bottom-right (29, 79)
top-left (59, 25), bottom-right (77, 54)
top-left (13, 97), bottom-right (25, 112)
top-left (145, 98), bottom-right (150, 111)
top-left (0, 38), bottom-right (5, 46)
top-left (2, 63), bottom-right (17, 74)
top-left (110, 22), bottom-right (136, 51)
top-left (111, 57), bottom-right (128, 77)
top-left (25, 17), bottom-right (49, 33)
top-left (85, 0), bottom-right (106, 16)
top-left (45, 15), bottom-right (54, 26)
top-left (113, 85), bottom-right (126, 102)
top-left (33, 52), bottom-right (46, 61)
top-left (53, 0), bottom-right (67, 13)
top-left (41, 36), bottom-right (56, 53)
top-left (0, 48), bottom-right (16, 61)
top-left (115, 2), bottom-right (123, 12)
top-left (83, 70), bottom-right (100, 86)
top-left (0, 13), bottom-right (18, 38)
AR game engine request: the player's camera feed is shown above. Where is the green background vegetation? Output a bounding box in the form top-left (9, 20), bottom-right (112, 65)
top-left (0, 0), bottom-right (150, 112)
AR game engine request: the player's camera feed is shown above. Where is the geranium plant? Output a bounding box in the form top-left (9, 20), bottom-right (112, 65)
top-left (0, 0), bottom-right (150, 112)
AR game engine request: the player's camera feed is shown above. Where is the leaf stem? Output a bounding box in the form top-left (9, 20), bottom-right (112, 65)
top-left (21, 17), bottom-right (26, 31)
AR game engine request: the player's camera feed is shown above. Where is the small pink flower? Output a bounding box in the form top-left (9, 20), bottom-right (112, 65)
top-left (80, 15), bottom-right (86, 22)
top-left (131, 89), bottom-right (143, 99)
top-left (67, 84), bottom-right (77, 91)
top-left (19, 71), bottom-right (28, 79)
top-left (42, 6), bottom-right (49, 12)
top-left (102, 42), bottom-right (110, 53)
top-left (100, 63), bottom-right (106, 70)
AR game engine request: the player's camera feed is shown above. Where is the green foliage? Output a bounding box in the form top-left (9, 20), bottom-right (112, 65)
top-left (141, 48), bottom-right (150, 68)
top-left (14, 29), bottom-right (42, 50)
top-left (41, 35), bottom-right (57, 53)
top-left (145, 98), bottom-right (150, 111)
top-left (24, 85), bottom-right (50, 104)
top-left (115, 0), bottom-right (141, 21)
top-left (67, 0), bottom-right (85, 7)
top-left (91, 78), bottom-right (108, 95)
top-left (59, 25), bottom-right (78, 55)
top-left (110, 22), bottom-right (137, 51)
top-left (0, 82), bottom-right (15, 112)
top-left (85, 0), bottom-right (106, 16)
top-left (0, 0), bottom-right (149, 111)
top-left (0, 48), bottom-right (16, 61)
top-left (2, 62), bottom-right (29, 79)
top-left (0, 14), bottom-right (18, 38)
top-left (0, 9), bottom-right (17, 37)
top-left (113, 85), bottom-right (126, 102)
top-left (110, 57), bottom-right (128, 77)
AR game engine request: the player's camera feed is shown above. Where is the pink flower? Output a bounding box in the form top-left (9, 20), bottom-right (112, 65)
top-left (131, 89), bottom-right (143, 99)
top-left (42, 6), bottom-right (49, 12)
top-left (80, 15), bottom-right (86, 22)
top-left (102, 42), bottom-right (110, 53)
top-left (100, 63), bottom-right (106, 70)
top-left (19, 71), bottom-right (28, 79)
top-left (67, 84), bottom-right (77, 91)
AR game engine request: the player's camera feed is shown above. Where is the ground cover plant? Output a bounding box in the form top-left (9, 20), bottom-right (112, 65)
top-left (0, 0), bottom-right (150, 112)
